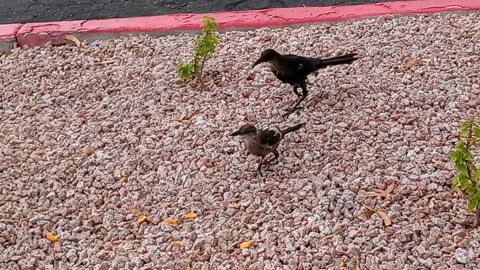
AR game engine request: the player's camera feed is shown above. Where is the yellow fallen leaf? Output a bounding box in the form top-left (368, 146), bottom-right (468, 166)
top-left (174, 241), bottom-right (182, 247)
top-left (137, 215), bottom-right (148, 224)
top-left (339, 261), bottom-right (347, 267)
top-left (47, 231), bottom-right (59, 242)
top-left (240, 240), bottom-right (254, 249)
top-left (186, 263), bottom-right (193, 270)
top-left (163, 201), bottom-right (172, 207)
top-left (164, 218), bottom-right (178, 225)
top-left (183, 212), bottom-right (198, 219)
top-left (65, 34), bottom-right (81, 47)
top-left (377, 211), bottom-right (392, 226)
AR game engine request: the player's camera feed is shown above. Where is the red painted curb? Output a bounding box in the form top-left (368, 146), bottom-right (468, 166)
top-left (3, 0), bottom-right (480, 48)
top-left (0, 24), bottom-right (22, 40)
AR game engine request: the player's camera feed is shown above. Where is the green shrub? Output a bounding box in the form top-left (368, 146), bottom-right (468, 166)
top-left (450, 118), bottom-right (480, 227)
top-left (177, 16), bottom-right (219, 90)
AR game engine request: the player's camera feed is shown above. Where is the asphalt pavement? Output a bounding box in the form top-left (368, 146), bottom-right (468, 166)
top-left (1, 0), bottom-right (400, 24)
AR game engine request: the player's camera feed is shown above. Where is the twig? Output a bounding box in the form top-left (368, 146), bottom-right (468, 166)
top-left (52, 243), bottom-right (57, 269)
top-left (96, 59), bottom-right (120, 65)
top-left (475, 207), bottom-right (480, 228)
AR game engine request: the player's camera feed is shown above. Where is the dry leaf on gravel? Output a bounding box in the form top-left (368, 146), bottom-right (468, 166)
top-left (367, 182), bottom-right (396, 198)
top-left (47, 232), bottom-right (59, 242)
top-left (137, 215), bottom-right (148, 224)
top-left (184, 110), bottom-right (202, 121)
top-left (377, 211), bottom-right (392, 226)
top-left (64, 34), bottom-right (81, 47)
top-left (401, 57), bottom-right (419, 68)
top-left (174, 241), bottom-right (182, 247)
top-left (163, 201), bottom-right (172, 207)
top-left (164, 218), bottom-right (178, 225)
top-left (183, 212), bottom-right (198, 219)
top-left (363, 205), bottom-right (392, 226)
top-left (40, 83), bottom-right (55, 91)
top-left (240, 240), bottom-right (254, 249)
top-left (30, 150), bottom-right (47, 159)
top-left (126, 207), bottom-right (141, 215)
top-left (364, 205), bottom-right (377, 218)
top-left (174, 110), bottom-right (202, 122)
top-left (339, 261), bottom-right (347, 267)
top-left (186, 264), bottom-right (193, 270)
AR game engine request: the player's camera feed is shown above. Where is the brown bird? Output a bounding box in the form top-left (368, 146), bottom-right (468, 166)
top-left (230, 122), bottom-right (306, 175)
top-left (253, 49), bottom-right (358, 118)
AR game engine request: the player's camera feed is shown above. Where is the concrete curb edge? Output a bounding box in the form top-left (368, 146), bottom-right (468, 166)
top-left (1, 0), bottom-right (479, 52)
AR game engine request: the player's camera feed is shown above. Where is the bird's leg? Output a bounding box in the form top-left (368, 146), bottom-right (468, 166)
top-left (292, 84), bottom-right (301, 97)
top-left (256, 156), bottom-right (266, 176)
top-left (283, 82), bottom-right (308, 118)
top-left (264, 159), bottom-right (274, 172)
top-left (270, 149), bottom-right (280, 165)
top-left (264, 150), bottom-right (280, 171)
top-left (268, 149), bottom-right (280, 164)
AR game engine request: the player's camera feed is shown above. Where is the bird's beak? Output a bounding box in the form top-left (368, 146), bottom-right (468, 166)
top-left (230, 129), bottom-right (243, 136)
top-left (252, 57), bottom-right (265, 68)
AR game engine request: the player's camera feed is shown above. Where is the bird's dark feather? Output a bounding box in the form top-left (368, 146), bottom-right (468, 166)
top-left (257, 129), bottom-right (282, 146)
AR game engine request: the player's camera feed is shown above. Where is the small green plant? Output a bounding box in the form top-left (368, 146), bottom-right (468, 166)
top-left (450, 118), bottom-right (480, 227)
top-left (177, 16), bottom-right (219, 90)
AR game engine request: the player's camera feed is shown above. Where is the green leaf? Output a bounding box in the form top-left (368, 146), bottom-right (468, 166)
top-left (195, 36), bottom-right (219, 57)
top-left (474, 167), bottom-right (480, 179)
top-left (467, 197), bottom-right (479, 212)
top-left (458, 173), bottom-right (470, 190)
top-left (456, 162), bottom-right (469, 176)
top-left (456, 142), bottom-right (467, 154)
top-left (450, 151), bottom-right (459, 162)
top-left (202, 16), bottom-right (218, 32)
top-left (466, 185), bottom-right (476, 196)
top-left (474, 127), bottom-right (480, 138)
top-left (464, 153), bottom-right (474, 161)
top-left (177, 62), bottom-right (194, 80)
top-left (452, 175), bottom-right (460, 188)
top-left (461, 120), bottom-right (471, 130)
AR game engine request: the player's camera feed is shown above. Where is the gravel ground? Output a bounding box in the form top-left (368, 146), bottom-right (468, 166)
top-left (1, 11), bottom-right (480, 270)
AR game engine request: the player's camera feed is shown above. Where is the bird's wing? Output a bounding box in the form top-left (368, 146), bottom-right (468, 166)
top-left (281, 54), bottom-right (318, 74)
top-left (258, 128), bottom-right (282, 147)
top-left (270, 67), bottom-right (291, 84)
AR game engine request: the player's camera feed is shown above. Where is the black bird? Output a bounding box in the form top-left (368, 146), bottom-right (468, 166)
top-left (230, 122), bottom-right (306, 176)
top-left (253, 49), bottom-right (358, 117)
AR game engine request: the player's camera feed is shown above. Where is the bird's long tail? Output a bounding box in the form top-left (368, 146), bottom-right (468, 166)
top-left (281, 122), bottom-right (306, 135)
top-left (317, 53), bottom-right (358, 68)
